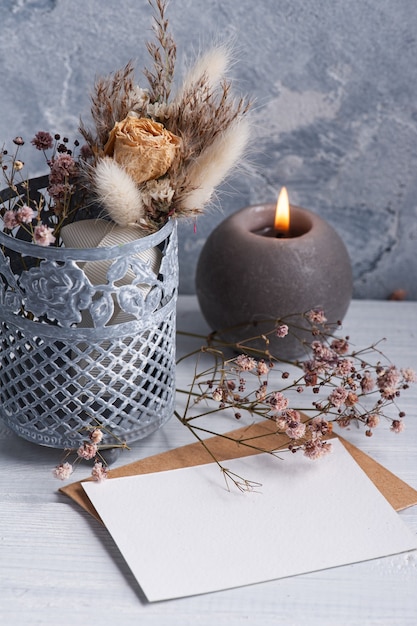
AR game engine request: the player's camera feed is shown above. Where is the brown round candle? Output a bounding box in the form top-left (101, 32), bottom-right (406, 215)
top-left (195, 203), bottom-right (352, 360)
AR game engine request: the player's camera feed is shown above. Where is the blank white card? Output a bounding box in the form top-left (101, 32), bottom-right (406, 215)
top-left (82, 439), bottom-right (417, 602)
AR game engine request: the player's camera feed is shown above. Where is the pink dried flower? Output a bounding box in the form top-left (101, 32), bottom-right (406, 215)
top-left (286, 421), bottom-right (306, 439)
top-left (53, 462), bottom-right (74, 480)
top-left (401, 368), bottom-right (417, 383)
top-left (91, 461), bottom-right (109, 482)
top-left (257, 360), bottom-right (269, 376)
top-left (31, 131), bottom-right (54, 151)
top-left (3, 210), bottom-right (18, 229)
top-left (235, 354), bottom-right (257, 371)
top-left (337, 415), bottom-right (352, 428)
top-left (49, 153), bottom-right (77, 184)
top-left (276, 324), bottom-right (289, 338)
top-left (282, 408), bottom-right (302, 423)
top-left (13, 136), bottom-right (24, 146)
top-left (275, 416), bottom-right (289, 430)
top-left (48, 182), bottom-right (72, 200)
top-left (309, 416), bottom-right (332, 437)
top-left (255, 381), bottom-right (268, 401)
top-left (345, 391), bottom-right (358, 407)
top-left (77, 441), bottom-right (98, 460)
top-left (306, 308), bottom-right (327, 324)
top-left (329, 386), bottom-right (348, 407)
top-left (311, 341), bottom-right (338, 371)
top-left (366, 414), bottom-right (380, 428)
top-left (390, 419), bottom-right (405, 433)
top-left (377, 365), bottom-right (400, 394)
top-left (269, 391), bottom-right (289, 411)
top-left (212, 387), bottom-right (223, 402)
top-left (331, 338), bottom-right (349, 354)
top-left (303, 439), bottom-right (332, 460)
top-left (89, 428), bottom-right (103, 444)
top-left (302, 361), bottom-right (318, 386)
top-left (335, 358), bottom-right (354, 377)
top-left (33, 224), bottom-right (56, 246)
top-left (16, 205), bottom-right (36, 224)
top-left (360, 371), bottom-right (375, 393)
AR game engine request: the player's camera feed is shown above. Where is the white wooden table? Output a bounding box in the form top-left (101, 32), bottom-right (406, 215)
top-left (1, 296), bottom-right (416, 625)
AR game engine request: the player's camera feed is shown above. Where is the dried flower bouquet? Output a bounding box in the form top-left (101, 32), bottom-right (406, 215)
top-left (0, 0), bottom-right (250, 247)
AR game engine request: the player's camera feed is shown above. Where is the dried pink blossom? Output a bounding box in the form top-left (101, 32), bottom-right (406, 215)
top-left (255, 382), bottom-right (268, 401)
top-left (276, 324), bottom-right (289, 338)
top-left (311, 341), bottom-right (338, 370)
top-left (377, 365), bottom-right (401, 394)
top-left (329, 386), bottom-right (348, 407)
top-left (390, 419), bottom-right (405, 433)
top-left (235, 354), bottom-right (257, 371)
top-left (212, 387), bottom-right (223, 402)
top-left (49, 153), bottom-right (77, 185)
top-left (360, 371), bottom-right (375, 393)
top-left (337, 415), bottom-right (352, 428)
top-left (286, 421), bottom-right (306, 439)
top-left (31, 131), bottom-right (54, 151)
top-left (3, 210), bottom-right (18, 229)
top-left (91, 461), bottom-right (108, 482)
top-left (48, 182), bottom-right (72, 200)
top-left (257, 360), bottom-right (269, 376)
top-left (401, 368), bottom-right (417, 383)
top-left (16, 205), bottom-right (36, 224)
top-left (306, 308), bottom-right (327, 324)
top-left (345, 391), bottom-right (358, 407)
top-left (331, 338), bottom-right (349, 354)
top-left (309, 416), bottom-right (332, 437)
top-left (53, 462), bottom-right (74, 480)
top-left (33, 224), bottom-right (56, 246)
top-left (282, 408), bottom-right (302, 423)
top-left (366, 414), bottom-right (380, 428)
top-left (269, 391), bottom-right (289, 411)
top-left (303, 439), bottom-right (332, 460)
top-left (90, 428), bottom-right (103, 444)
top-left (77, 441), bottom-right (98, 460)
top-left (275, 416), bottom-right (289, 430)
top-left (335, 358), bottom-right (354, 377)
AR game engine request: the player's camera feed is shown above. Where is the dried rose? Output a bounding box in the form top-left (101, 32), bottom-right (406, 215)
top-left (104, 115), bottom-right (181, 185)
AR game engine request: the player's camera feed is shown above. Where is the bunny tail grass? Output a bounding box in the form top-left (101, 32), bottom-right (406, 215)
top-left (181, 117), bottom-right (251, 211)
top-left (174, 44), bottom-right (232, 102)
top-left (93, 158), bottom-right (145, 227)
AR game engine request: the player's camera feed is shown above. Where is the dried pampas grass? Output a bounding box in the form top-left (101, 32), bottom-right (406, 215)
top-left (93, 158), bottom-right (145, 227)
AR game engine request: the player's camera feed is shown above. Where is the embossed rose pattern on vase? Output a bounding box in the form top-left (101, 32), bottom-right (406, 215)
top-left (20, 260), bottom-right (94, 327)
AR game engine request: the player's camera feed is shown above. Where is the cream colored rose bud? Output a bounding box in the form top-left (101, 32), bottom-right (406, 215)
top-left (104, 115), bottom-right (181, 185)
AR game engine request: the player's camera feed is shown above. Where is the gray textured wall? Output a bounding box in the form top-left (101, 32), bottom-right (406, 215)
top-left (1, 0), bottom-right (417, 299)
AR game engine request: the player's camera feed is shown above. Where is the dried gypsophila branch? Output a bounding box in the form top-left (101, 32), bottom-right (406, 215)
top-left (53, 420), bottom-right (130, 482)
top-left (175, 308), bottom-right (416, 490)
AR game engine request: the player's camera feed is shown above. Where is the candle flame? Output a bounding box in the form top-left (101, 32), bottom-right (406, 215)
top-left (274, 187), bottom-right (290, 234)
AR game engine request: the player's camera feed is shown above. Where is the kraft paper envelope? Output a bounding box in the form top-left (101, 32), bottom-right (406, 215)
top-left (60, 418), bottom-right (417, 520)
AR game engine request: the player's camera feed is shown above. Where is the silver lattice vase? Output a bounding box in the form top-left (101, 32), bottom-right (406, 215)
top-left (0, 176), bottom-right (178, 448)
